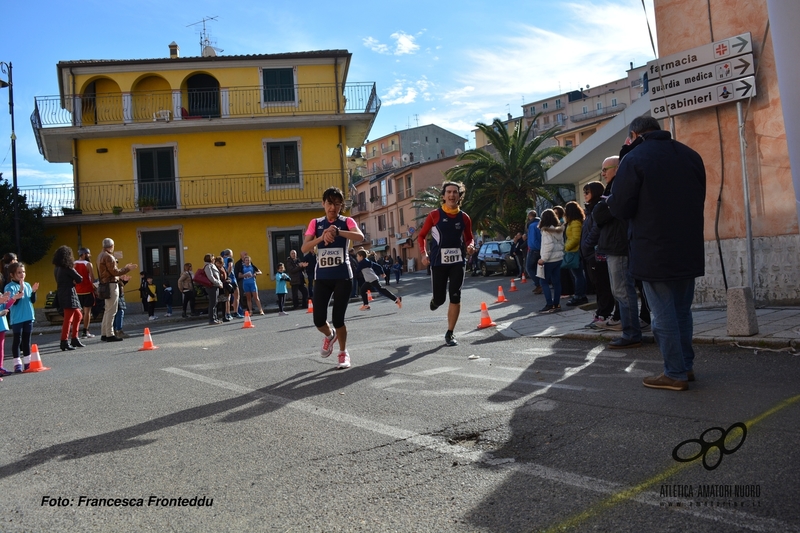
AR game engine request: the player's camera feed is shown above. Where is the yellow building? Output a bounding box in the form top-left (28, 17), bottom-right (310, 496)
top-left (27, 44), bottom-right (379, 303)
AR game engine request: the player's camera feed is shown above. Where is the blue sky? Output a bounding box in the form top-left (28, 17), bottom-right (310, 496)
top-left (1, 0), bottom-right (656, 187)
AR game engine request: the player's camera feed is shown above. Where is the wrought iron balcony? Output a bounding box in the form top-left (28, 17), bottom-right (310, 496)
top-left (350, 201), bottom-right (368, 215)
top-left (570, 103), bottom-right (627, 123)
top-left (32, 83), bottom-right (381, 128)
top-left (20, 170), bottom-right (347, 218)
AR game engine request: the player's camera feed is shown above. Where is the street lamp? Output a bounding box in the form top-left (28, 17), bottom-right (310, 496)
top-left (0, 61), bottom-right (21, 258)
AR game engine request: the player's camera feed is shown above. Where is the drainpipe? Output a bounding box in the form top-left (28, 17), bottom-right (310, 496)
top-left (70, 67), bottom-right (82, 246)
top-left (334, 57), bottom-right (346, 193)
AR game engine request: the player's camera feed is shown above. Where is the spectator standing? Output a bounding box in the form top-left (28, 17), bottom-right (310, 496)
top-left (74, 247), bottom-right (96, 338)
top-left (511, 232), bottom-right (527, 278)
top-left (52, 245), bottom-right (84, 351)
top-left (526, 210), bottom-right (543, 293)
top-left (222, 250), bottom-right (242, 319)
top-left (178, 263), bottom-right (196, 318)
top-left (138, 271), bottom-right (148, 313)
top-left (391, 257), bottom-right (403, 284)
top-left (581, 181), bottom-right (614, 327)
top-left (114, 275), bottom-right (130, 339)
top-left (145, 274), bottom-right (157, 321)
top-left (96, 238), bottom-right (137, 342)
top-left (564, 201), bottom-right (588, 306)
top-left (213, 257), bottom-right (232, 322)
top-left (275, 263), bottom-right (291, 316)
top-left (381, 255), bottom-right (393, 285)
top-left (303, 251), bottom-right (316, 298)
top-left (238, 255), bottom-right (264, 315)
top-left (607, 116), bottom-right (706, 391)
top-left (4, 262), bottom-right (39, 372)
top-left (202, 253), bottom-right (224, 324)
top-left (594, 155), bottom-right (643, 349)
top-left (286, 250), bottom-right (309, 310)
top-left (536, 209), bottom-right (565, 313)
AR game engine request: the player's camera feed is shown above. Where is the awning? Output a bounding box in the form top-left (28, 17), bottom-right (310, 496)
top-left (546, 95), bottom-right (651, 185)
top-left (371, 245), bottom-right (388, 251)
top-left (396, 238), bottom-right (409, 245)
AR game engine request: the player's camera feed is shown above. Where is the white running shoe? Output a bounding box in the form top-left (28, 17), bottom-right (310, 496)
top-left (337, 350), bottom-right (351, 369)
top-left (320, 330), bottom-right (337, 357)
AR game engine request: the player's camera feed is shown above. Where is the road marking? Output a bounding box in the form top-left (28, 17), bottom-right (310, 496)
top-left (163, 367), bottom-right (484, 462)
top-left (163, 366), bottom-right (797, 531)
top-left (542, 393), bottom-right (800, 533)
top-left (413, 366), bottom-right (462, 376)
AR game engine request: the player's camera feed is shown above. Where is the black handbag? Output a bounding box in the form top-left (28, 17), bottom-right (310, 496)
top-left (97, 282), bottom-right (111, 299)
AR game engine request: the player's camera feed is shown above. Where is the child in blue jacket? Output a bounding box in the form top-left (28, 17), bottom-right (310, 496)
top-left (3, 262), bottom-right (40, 373)
top-left (275, 263), bottom-right (291, 316)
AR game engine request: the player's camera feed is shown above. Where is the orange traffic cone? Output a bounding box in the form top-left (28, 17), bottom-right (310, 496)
top-left (24, 344), bottom-right (50, 372)
top-left (242, 311), bottom-right (255, 329)
top-left (306, 299), bottom-right (314, 313)
top-left (367, 290), bottom-right (374, 302)
top-left (495, 286), bottom-right (507, 303)
top-left (138, 328), bottom-right (159, 351)
top-left (509, 279), bottom-right (518, 292)
top-left (477, 302), bottom-right (497, 329)
top-left (520, 272), bottom-right (528, 283)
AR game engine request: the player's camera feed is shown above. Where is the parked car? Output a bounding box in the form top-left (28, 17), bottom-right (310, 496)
top-left (476, 240), bottom-right (518, 276)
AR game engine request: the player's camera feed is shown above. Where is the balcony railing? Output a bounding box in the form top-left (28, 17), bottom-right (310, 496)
top-left (381, 144), bottom-right (398, 155)
top-left (350, 201), bottom-right (368, 215)
top-left (570, 103), bottom-right (627, 123)
top-left (19, 170), bottom-right (346, 217)
top-left (32, 83), bottom-right (381, 128)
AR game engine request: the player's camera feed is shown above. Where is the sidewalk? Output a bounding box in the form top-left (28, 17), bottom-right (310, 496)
top-left (33, 276), bottom-right (800, 352)
top-left (504, 304), bottom-right (800, 351)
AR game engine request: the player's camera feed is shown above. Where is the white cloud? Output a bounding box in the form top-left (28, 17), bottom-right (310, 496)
top-left (363, 37), bottom-right (390, 54)
top-left (391, 31), bottom-right (419, 55)
top-left (381, 80), bottom-right (419, 106)
top-left (363, 31), bottom-right (420, 56)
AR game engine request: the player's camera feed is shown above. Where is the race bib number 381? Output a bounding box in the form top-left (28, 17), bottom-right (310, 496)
top-left (318, 248), bottom-right (344, 268)
top-left (441, 247), bottom-right (462, 264)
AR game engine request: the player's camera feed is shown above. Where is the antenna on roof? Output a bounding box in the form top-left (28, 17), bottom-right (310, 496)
top-left (187, 16), bottom-right (223, 56)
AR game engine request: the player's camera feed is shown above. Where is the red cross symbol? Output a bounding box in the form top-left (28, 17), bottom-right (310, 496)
top-left (715, 43), bottom-right (728, 57)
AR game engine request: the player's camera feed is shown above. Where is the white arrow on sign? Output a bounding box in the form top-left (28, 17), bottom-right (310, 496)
top-left (646, 32), bottom-right (752, 78)
top-left (650, 76), bottom-right (757, 119)
top-left (649, 54), bottom-right (755, 99)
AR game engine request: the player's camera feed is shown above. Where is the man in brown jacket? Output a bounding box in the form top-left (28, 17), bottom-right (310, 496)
top-left (97, 238), bottom-right (137, 342)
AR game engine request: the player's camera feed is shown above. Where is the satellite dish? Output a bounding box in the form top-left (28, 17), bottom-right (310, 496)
top-left (401, 154), bottom-right (410, 163)
top-left (454, 148), bottom-right (463, 155)
top-left (392, 160), bottom-right (400, 168)
top-left (202, 45), bottom-right (217, 57)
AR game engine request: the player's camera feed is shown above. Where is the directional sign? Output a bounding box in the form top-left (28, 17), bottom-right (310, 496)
top-left (646, 32), bottom-right (752, 79)
top-left (649, 54), bottom-right (755, 99)
top-left (651, 76), bottom-right (756, 119)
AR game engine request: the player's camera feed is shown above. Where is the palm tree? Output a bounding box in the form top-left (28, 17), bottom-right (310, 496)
top-left (410, 186), bottom-right (444, 223)
top-left (446, 115), bottom-right (569, 237)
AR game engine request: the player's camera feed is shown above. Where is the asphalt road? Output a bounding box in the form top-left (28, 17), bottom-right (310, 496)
top-left (2, 274), bottom-right (798, 532)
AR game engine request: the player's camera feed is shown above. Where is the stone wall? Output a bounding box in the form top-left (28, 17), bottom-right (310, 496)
top-left (695, 233), bottom-right (800, 305)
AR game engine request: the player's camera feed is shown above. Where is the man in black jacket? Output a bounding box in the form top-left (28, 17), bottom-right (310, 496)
top-left (607, 116), bottom-right (706, 391)
top-left (593, 156), bottom-right (643, 349)
top-left (286, 250), bottom-right (309, 309)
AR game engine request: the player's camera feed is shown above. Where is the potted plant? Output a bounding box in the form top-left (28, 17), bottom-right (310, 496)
top-left (137, 196), bottom-right (159, 212)
top-left (112, 206), bottom-right (123, 215)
